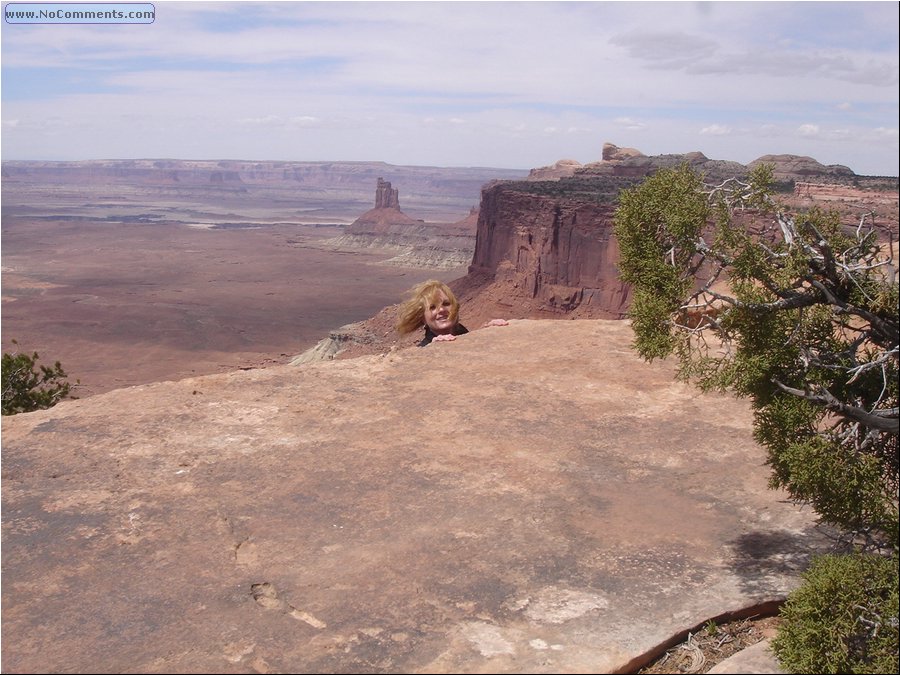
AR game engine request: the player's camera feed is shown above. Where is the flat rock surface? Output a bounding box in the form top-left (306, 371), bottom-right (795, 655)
top-left (1, 320), bottom-right (831, 673)
top-left (707, 639), bottom-right (785, 674)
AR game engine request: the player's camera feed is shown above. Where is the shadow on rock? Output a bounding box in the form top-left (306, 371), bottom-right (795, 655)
top-left (727, 525), bottom-right (839, 597)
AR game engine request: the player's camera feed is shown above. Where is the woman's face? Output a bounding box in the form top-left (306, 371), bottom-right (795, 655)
top-left (423, 290), bottom-right (456, 335)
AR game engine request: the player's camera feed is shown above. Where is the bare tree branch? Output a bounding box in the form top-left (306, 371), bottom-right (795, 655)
top-left (772, 380), bottom-right (899, 434)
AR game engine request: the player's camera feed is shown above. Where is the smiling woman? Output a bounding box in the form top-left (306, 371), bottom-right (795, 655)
top-left (395, 279), bottom-right (469, 347)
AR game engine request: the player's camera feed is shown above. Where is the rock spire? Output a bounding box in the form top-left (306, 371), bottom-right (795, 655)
top-left (375, 177), bottom-right (400, 209)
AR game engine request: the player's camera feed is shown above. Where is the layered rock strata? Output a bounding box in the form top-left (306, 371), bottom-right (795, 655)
top-left (325, 179), bottom-right (478, 269)
top-left (380, 207), bottom-right (479, 269)
top-left (453, 142), bottom-right (894, 329)
top-left (289, 322), bottom-right (379, 364)
top-left (1, 159), bottom-right (529, 224)
top-left (303, 144), bottom-right (896, 363)
top-left (748, 154), bottom-right (854, 181)
top-left (526, 159), bottom-right (582, 181)
top-left (465, 179), bottom-right (633, 318)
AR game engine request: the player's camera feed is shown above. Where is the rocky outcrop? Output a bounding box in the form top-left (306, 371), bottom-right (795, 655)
top-left (380, 207), bottom-right (479, 269)
top-left (342, 177), bottom-right (420, 229)
top-left (374, 177), bottom-right (401, 208)
top-left (601, 142), bottom-right (644, 162)
top-left (525, 143), bottom-right (645, 181)
top-left (1, 319), bottom-right (832, 674)
top-left (463, 180), bottom-right (632, 319)
top-left (748, 154), bottom-right (854, 181)
top-left (326, 180), bottom-right (478, 270)
top-left (208, 170), bottom-right (244, 185)
top-left (582, 149), bottom-right (747, 182)
top-left (288, 321), bottom-right (380, 364)
top-left (581, 144), bottom-right (861, 184)
top-left (526, 159), bottom-right (582, 181)
top-left (454, 143), bottom-right (873, 325)
top-left (325, 177), bottom-right (431, 250)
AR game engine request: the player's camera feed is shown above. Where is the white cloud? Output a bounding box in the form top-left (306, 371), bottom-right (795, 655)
top-left (700, 124), bottom-right (732, 136)
top-left (869, 127), bottom-right (900, 140)
top-left (609, 30), bottom-right (719, 68)
top-left (289, 116), bottom-right (320, 127)
top-left (614, 117), bottom-right (647, 132)
top-left (238, 115), bottom-right (284, 127)
top-left (798, 124), bottom-right (822, 137)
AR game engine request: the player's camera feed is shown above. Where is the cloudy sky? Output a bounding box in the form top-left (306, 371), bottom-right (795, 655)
top-left (2, 1), bottom-right (898, 175)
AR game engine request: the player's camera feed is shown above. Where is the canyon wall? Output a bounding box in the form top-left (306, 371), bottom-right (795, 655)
top-left (0, 159), bottom-right (527, 194)
top-left (311, 176), bottom-right (642, 362)
top-left (308, 146), bottom-right (897, 362)
top-left (452, 144), bottom-right (896, 323)
top-left (464, 179), bottom-right (634, 319)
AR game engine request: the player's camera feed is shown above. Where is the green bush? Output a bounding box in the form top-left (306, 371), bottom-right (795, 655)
top-left (2, 340), bottom-right (77, 415)
top-left (772, 553), bottom-right (898, 674)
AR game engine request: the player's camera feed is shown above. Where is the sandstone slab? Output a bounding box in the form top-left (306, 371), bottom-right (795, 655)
top-left (2, 320), bottom-right (832, 673)
top-left (707, 639), bottom-right (785, 674)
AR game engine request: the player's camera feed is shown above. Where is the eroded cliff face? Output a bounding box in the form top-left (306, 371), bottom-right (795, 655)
top-left (325, 179), bottom-right (478, 269)
top-left (379, 217), bottom-right (477, 269)
top-left (296, 144), bottom-right (897, 363)
top-left (465, 180), bottom-right (633, 318)
top-left (304, 180), bottom-right (638, 363)
top-left (458, 145), bottom-right (894, 321)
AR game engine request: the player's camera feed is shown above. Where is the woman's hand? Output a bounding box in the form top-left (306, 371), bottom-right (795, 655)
top-left (431, 333), bottom-right (457, 343)
top-left (482, 319), bottom-right (509, 328)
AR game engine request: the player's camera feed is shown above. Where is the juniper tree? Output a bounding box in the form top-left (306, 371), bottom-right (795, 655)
top-left (614, 163), bottom-right (898, 673)
top-left (2, 340), bottom-right (77, 415)
top-left (614, 163), bottom-right (898, 548)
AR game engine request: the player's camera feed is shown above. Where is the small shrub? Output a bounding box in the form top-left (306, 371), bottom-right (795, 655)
top-left (772, 552), bottom-right (899, 674)
top-left (2, 340), bottom-right (77, 415)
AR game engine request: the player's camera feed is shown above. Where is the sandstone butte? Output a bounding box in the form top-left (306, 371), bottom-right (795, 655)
top-left (2, 319), bottom-right (834, 674)
top-left (325, 177), bottom-right (480, 270)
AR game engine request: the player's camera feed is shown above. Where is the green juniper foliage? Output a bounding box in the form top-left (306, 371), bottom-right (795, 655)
top-left (614, 163), bottom-right (898, 545)
top-left (2, 340), bottom-right (77, 415)
top-left (771, 553), bottom-right (898, 674)
top-left (614, 164), bottom-right (898, 673)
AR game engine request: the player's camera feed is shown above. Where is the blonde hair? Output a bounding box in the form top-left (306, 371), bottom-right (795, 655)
top-left (396, 280), bottom-right (460, 335)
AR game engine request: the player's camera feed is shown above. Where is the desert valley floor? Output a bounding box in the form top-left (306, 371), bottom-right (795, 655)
top-left (2, 218), bottom-right (459, 398)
